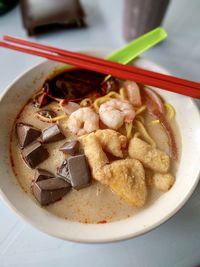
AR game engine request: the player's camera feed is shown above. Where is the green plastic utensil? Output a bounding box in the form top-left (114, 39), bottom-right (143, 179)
top-left (106, 27), bottom-right (167, 64)
top-left (56, 27), bottom-right (167, 74)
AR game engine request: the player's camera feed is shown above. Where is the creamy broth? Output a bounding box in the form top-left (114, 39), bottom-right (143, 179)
top-left (10, 99), bottom-right (180, 223)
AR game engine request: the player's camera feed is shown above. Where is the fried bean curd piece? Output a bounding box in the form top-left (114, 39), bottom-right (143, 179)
top-left (95, 129), bottom-right (127, 158)
top-left (79, 133), bottom-right (108, 179)
top-left (80, 133), bottom-right (147, 207)
top-left (153, 173), bottom-right (175, 192)
top-left (128, 137), bottom-right (170, 173)
top-left (95, 159), bottom-right (147, 207)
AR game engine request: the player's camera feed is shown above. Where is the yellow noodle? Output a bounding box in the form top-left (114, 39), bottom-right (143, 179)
top-left (119, 87), bottom-right (127, 100)
top-left (93, 90), bottom-right (124, 112)
top-left (136, 115), bottom-right (145, 124)
top-left (164, 103), bottom-right (176, 120)
top-left (134, 132), bottom-right (140, 138)
top-left (135, 120), bottom-right (156, 147)
top-left (36, 113), bottom-right (68, 123)
top-left (135, 105), bottom-right (146, 116)
top-left (107, 91), bottom-right (121, 99)
top-left (80, 98), bottom-right (93, 107)
top-left (125, 122), bottom-right (133, 139)
top-left (104, 74), bottom-right (111, 81)
top-left (150, 119), bottom-right (160, 125)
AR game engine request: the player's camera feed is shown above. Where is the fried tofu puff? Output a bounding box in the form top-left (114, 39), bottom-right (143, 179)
top-left (79, 133), bottom-right (147, 207)
top-left (79, 133), bottom-right (108, 176)
top-left (153, 173), bottom-right (175, 192)
top-left (95, 159), bottom-right (147, 207)
top-left (95, 129), bottom-right (127, 158)
top-left (128, 137), bottom-right (170, 173)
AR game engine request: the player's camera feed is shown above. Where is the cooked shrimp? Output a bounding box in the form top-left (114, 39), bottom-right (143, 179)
top-left (99, 99), bottom-right (135, 130)
top-left (124, 81), bottom-right (142, 107)
top-left (67, 107), bottom-right (99, 136)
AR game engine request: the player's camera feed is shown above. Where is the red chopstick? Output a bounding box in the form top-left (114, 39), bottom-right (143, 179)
top-left (4, 35), bottom-right (200, 91)
top-left (0, 38), bottom-right (200, 98)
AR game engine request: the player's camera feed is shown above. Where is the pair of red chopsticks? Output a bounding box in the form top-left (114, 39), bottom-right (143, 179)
top-left (1, 35), bottom-right (200, 98)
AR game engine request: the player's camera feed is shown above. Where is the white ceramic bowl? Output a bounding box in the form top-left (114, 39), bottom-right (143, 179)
top-left (0, 51), bottom-right (200, 243)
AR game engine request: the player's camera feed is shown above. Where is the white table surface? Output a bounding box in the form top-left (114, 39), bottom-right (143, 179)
top-left (0, 0), bottom-right (200, 266)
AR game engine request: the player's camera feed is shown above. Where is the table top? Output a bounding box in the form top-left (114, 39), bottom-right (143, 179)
top-left (0, 0), bottom-right (200, 266)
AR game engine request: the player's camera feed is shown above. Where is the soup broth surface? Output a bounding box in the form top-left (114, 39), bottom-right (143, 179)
top-left (10, 69), bottom-right (181, 223)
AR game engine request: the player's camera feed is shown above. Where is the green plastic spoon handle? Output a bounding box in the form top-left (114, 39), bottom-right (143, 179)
top-left (106, 27), bottom-right (167, 64)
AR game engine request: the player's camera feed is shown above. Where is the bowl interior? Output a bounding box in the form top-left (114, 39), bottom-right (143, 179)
top-left (0, 53), bottom-right (200, 243)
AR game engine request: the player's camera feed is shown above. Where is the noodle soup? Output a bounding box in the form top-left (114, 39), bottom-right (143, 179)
top-left (10, 68), bottom-right (180, 223)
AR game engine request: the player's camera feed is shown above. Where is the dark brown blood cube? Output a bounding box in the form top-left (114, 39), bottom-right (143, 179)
top-left (59, 140), bottom-right (79, 155)
top-left (68, 154), bottom-right (91, 190)
top-left (32, 177), bottom-right (71, 205)
top-left (34, 168), bottom-right (54, 182)
top-left (22, 141), bottom-right (49, 168)
top-left (42, 124), bottom-right (65, 143)
top-left (57, 160), bottom-right (70, 183)
top-left (16, 123), bottom-right (41, 148)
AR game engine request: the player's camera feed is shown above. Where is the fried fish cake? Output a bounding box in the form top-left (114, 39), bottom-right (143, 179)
top-left (95, 129), bottom-right (127, 158)
top-left (128, 137), bottom-right (170, 173)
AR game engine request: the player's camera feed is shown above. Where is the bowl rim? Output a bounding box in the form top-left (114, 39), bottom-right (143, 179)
top-left (0, 55), bottom-right (200, 243)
